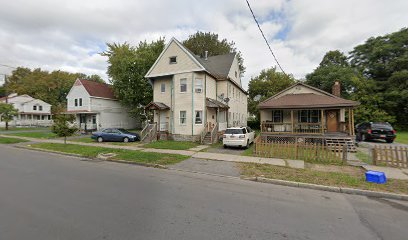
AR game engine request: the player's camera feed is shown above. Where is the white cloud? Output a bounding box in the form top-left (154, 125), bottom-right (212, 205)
top-left (0, 0), bottom-right (407, 89)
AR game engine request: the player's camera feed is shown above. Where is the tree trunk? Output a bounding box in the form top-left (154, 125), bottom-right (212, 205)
top-left (5, 121), bottom-right (8, 130)
top-left (64, 136), bottom-right (67, 144)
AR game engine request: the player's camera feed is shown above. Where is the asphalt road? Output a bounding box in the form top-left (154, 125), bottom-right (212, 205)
top-left (0, 145), bottom-right (407, 240)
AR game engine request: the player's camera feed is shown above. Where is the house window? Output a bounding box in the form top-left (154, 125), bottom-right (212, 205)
top-left (169, 56), bottom-right (177, 64)
top-left (161, 83), bottom-right (165, 93)
top-left (180, 111), bottom-right (186, 125)
top-left (39, 106), bottom-right (43, 111)
top-left (33, 105), bottom-right (37, 110)
top-left (79, 98), bottom-right (83, 106)
top-left (48, 115), bottom-right (51, 120)
top-left (195, 111), bottom-right (203, 124)
top-left (195, 79), bottom-right (203, 93)
top-left (298, 110), bottom-right (320, 123)
top-left (272, 110), bottom-right (283, 122)
top-left (74, 99), bottom-right (78, 107)
top-left (180, 78), bottom-right (187, 92)
top-left (235, 71), bottom-right (237, 78)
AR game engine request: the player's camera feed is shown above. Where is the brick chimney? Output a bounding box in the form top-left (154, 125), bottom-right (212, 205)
top-left (332, 81), bottom-right (341, 97)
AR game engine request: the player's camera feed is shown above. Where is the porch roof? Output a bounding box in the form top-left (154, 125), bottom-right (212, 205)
top-left (64, 110), bottom-right (98, 114)
top-left (258, 93), bottom-right (359, 109)
top-left (206, 97), bottom-right (229, 109)
top-left (145, 101), bottom-right (170, 110)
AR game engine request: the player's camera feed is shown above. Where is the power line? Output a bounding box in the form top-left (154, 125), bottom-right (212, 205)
top-left (0, 64), bottom-right (17, 69)
top-left (245, 0), bottom-right (287, 76)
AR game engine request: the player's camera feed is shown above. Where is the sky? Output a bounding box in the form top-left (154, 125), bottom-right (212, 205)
top-left (1, 0), bottom-right (407, 89)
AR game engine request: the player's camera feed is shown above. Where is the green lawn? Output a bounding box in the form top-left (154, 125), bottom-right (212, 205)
top-left (29, 143), bottom-right (189, 165)
top-left (143, 140), bottom-right (199, 150)
top-left (70, 137), bottom-right (95, 143)
top-left (0, 127), bottom-right (50, 132)
top-left (396, 131), bottom-right (408, 144)
top-left (5, 131), bottom-right (57, 139)
top-left (0, 137), bottom-right (29, 144)
top-left (239, 163), bottom-right (408, 194)
top-left (355, 150), bottom-right (371, 165)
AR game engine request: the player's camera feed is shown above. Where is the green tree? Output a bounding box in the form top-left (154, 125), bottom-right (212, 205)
top-left (51, 114), bottom-right (78, 144)
top-left (0, 102), bottom-right (18, 130)
top-left (306, 50), bottom-right (358, 98)
top-left (248, 67), bottom-right (295, 118)
top-left (101, 39), bottom-right (165, 117)
top-left (0, 85), bottom-right (5, 97)
top-left (183, 31), bottom-right (245, 74)
top-left (349, 28), bottom-right (408, 129)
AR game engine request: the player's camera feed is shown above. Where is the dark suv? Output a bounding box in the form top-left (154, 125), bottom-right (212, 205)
top-left (355, 122), bottom-right (396, 143)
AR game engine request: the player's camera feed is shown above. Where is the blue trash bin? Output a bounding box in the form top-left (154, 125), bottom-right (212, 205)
top-left (365, 171), bottom-right (386, 184)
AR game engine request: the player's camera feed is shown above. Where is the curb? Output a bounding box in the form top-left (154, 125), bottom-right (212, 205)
top-left (107, 159), bottom-right (168, 169)
top-left (250, 176), bottom-right (408, 201)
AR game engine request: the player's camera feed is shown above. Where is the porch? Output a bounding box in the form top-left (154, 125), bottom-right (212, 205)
top-left (64, 111), bottom-right (98, 132)
top-left (260, 108), bottom-right (355, 136)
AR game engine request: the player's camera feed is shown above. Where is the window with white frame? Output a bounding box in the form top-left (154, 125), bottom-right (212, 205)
top-left (195, 110), bottom-right (202, 124)
top-left (180, 78), bottom-right (187, 92)
top-left (79, 98), bottom-right (83, 106)
top-left (33, 105), bottom-right (37, 110)
top-left (195, 79), bottom-right (203, 93)
top-left (272, 110), bottom-right (283, 122)
top-left (39, 105), bottom-right (43, 111)
top-left (74, 99), bottom-right (78, 107)
top-left (161, 83), bottom-right (165, 93)
top-left (180, 111), bottom-right (186, 125)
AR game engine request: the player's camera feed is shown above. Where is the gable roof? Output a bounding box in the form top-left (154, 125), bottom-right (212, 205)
top-left (145, 38), bottom-right (246, 94)
top-left (78, 79), bottom-right (116, 100)
top-left (258, 82), bottom-right (359, 109)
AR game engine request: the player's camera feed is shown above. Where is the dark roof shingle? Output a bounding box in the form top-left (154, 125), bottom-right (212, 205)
top-left (79, 79), bottom-right (116, 99)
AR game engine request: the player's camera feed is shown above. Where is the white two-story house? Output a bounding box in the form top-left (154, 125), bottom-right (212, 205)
top-left (65, 79), bottom-right (137, 131)
top-left (144, 37), bottom-right (248, 142)
top-left (0, 93), bottom-right (52, 127)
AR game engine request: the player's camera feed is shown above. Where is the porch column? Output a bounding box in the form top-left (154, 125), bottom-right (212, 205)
top-left (351, 108), bottom-right (355, 135)
top-left (290, 110), bottom-right (294, 133)
top-left (348, 108), bottom-right (352, 135)
top-left (321, 110), bottom-right (324, 134)
top-left (157, 110), bottom-right (160, 132)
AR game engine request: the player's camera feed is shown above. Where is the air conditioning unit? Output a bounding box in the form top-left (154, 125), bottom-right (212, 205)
top-left (195, 88), bottom-right (202, 93)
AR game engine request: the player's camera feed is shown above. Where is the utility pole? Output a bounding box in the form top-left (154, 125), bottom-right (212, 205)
top-left (4, 74), bottom-right (9, 130)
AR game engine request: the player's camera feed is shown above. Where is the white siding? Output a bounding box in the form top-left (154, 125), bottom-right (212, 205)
top-left (90, 98), bottom-right (137, 129)
top-left (227, 55), bottom-right (242, 87)
top-left (66, 84), bottom-right (91, 112)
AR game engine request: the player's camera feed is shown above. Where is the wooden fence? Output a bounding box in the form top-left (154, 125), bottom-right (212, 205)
top-left (372, 145), bottom-right (408, 168)
top-left (254, 136), bottom-right (347, 164)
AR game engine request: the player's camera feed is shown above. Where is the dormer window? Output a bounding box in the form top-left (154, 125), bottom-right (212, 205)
top-left (169, 56), bottom-right (177, 64)
top-left (33, 105), bottom-right (37, 110)
top-left (39, 105), bottom-right (43, 111)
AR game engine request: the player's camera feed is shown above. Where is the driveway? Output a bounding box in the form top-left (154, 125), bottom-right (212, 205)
top-left (1, 144), bottom-right (408, 239)
top-left (358, 139), bottom-right (408, 148)
top-left (204, 144), bottom-right (249, 155)
top-left (172, 158), bottom-right (241, 177)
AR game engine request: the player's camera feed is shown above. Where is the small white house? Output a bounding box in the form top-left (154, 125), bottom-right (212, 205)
top-left (65, 79), bottom-right (137, 131)
top-left (0, 93), bottom-right (53, 127)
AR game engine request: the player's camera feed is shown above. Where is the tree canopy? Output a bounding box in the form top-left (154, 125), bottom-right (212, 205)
top-left (102, 39), bottom-right (165, 117)
top-left (183, 31), bottom-right (245, 74)
top-left (51, 114), bottom-right (78, 144)
top-left (0, 102), bottom-right (18, 130)
top-left (247, 67), bottom-right (295, 117)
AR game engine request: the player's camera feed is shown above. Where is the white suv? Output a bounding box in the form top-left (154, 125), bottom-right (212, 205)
top-left (223, 126), bottom-right (255, 149)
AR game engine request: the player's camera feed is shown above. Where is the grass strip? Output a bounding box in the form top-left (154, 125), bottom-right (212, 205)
top-left (239, 163), bottom-right (408, 194)
top-left (143, 140), bottom-right (199, 150)
top-left (30, 143), bottom-right (189, 165)
top-left (0, 137), bottom-right (29, 144)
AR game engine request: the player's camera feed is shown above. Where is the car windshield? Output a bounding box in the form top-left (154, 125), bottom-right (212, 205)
top-left (225, 129), bottom-right (243, 134)
top-left (118, 128), bottom-right (131, 134)
top-left (372, 123), bottom-right (392, 129)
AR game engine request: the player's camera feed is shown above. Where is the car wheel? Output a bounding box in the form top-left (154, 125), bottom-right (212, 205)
top-left (361, 134), bottom-right (366, 141)
top-left (97, 137), bottom-right (103, 143)
top-left (123, 137), bottom-right (129, 143)
top-left (245, 140), bottom-right (249, 149)
top-left (386, 139), bottom-right (394, 143)
top-left (223, 144), bottom-right (227, 148)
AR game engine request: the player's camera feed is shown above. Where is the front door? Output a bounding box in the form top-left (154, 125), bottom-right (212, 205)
top-left (80, 114), bottom-right (87, 130)
top-left (327, 110), bottom-right (338, 132)
top-left (160, 111), bottom-right (167, 131)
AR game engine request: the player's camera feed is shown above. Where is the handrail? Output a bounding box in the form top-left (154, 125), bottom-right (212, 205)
top-left (200, 122), bottom-right (209, 144)
top-left (140, 121), bottom-right (149, 139)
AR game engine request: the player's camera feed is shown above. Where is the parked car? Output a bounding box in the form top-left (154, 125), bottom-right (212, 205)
top-left (223, 126), bottom-right (255, 149)
top-left (355, 122), bottom-right (396, 143)
top-left (91, 128), bottom-right (140, 143)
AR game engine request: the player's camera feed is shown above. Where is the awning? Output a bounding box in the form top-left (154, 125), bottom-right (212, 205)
top-left (206, 98), bottom-right (229, 109)
top-left (145, 102), bottom-right (170, 110)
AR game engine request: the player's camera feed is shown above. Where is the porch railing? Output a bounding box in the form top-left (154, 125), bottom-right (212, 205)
top-left (200, 122), bottom-right (209, 144)
top-left (210, 122), bottom-right (218, 143)
top-left (261, 122), bottom-right (323, 134)
top-left (218, 122), bottom-right (227, 131)
top-left (14, 120), bottom-right (53, 127)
